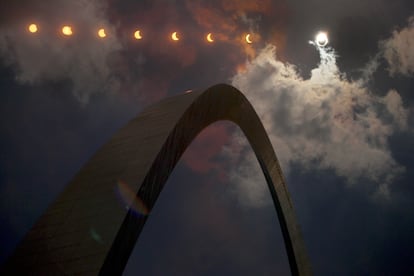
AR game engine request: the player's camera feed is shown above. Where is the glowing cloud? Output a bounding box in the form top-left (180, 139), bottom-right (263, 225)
top-left (228, 43), bottom-right (408, 206)
top-left (381, 16), bottom-right (414, 76)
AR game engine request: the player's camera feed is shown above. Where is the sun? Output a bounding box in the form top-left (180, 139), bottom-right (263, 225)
top-left (134, 30), bottom-right (142, 40)
top-left (206, 33), bottom-right (214, 43)
top-left (62, 25), bottom-right (73, 36)
top-left (28, 24), bottom-right (38, 33)
top-left (245, 33), bottom-right (253, 44)
top-left (98, 28), bottom-right (106, 38)
top-left (171, 31), bottom-right (180, 41)
top-left (315, 32), bottom-right (328, 47)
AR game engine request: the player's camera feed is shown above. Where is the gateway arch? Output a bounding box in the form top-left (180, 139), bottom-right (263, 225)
top-left (2, 84), bottom-right (311, 275)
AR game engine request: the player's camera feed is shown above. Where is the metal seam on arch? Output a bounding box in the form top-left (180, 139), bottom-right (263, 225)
top-left (2, 84), bottom-right (311, 276)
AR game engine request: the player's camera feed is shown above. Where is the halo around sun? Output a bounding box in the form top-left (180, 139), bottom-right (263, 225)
top-left (315, 32), bottom-right (328, 47)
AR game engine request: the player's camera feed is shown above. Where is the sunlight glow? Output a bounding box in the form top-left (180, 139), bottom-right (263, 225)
top-left (134, 30), bottom-right (142, 40)
top-left (98, 28), bottom-right (106, 38)
top-left (62, 25), bottom-right (73, 36)
top-left (315, 32), bottom-right (328, 47)
top-left (171, 31), bottom-right (180, 41)
top-left (28, 24), bottom-right (38, 33)
top-left (206, 33), bottom-right (214, 43)
top-left (245, 33), bottom-right (253, 44)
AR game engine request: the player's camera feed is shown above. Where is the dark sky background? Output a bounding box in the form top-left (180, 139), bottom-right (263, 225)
top-left (1, 0), bottom-right (414, 275)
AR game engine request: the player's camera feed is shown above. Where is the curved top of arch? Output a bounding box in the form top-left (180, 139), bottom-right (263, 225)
top-left (2, 84), bottom-right (311, 275)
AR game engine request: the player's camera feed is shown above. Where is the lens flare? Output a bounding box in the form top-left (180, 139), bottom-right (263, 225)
top-left (98, 28), bottom-right (106, 38)
top-left (89, 228), bottom-right (104, 244)
top-left (171, 31), bottom-right (180, 41)
top-left (116, 180), bottom-right (149, 216)
top-left (315, 32), bottom-right (328, 47)
top-left (134, 30), bottom-right (142, 40)
top-left (62, 25), bottom-right (73, 36)
top-left (245, 33), bottom-right (253, 44)
top-left (28, 24), bottom-right (38, 33)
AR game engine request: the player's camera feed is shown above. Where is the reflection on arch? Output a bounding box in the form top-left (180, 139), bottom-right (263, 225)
top-left (2, 84), bottom-right (311, 275)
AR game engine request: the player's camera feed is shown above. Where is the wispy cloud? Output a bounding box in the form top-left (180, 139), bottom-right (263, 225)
top-left (226, 40), bottom-right (409, 206)
top-left (381, 16), bottom-right (414, 76)
top-left (0, 0), bottom-right (121, 103)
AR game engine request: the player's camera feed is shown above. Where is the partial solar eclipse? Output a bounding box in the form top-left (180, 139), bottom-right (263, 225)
top-left (245, 34), bottom-right (252, 44)
top-left (62, 25), bottom-right (73, 36)
top-left (171, 31), bottom-right (180, 41)
top-left (206, 33), bottom-right (214, 42)
top-left (23, 22), bottom-right (331, 51)
top-left (134, 30), bottom-right (142, 40)
top-left (98, 28), bottom-right (106, 38)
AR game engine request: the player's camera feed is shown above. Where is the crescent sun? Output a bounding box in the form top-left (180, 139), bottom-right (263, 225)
top-left (172, 31), bottom-right (179, 41)
top-left (245, 34), bottom-right (252, 44)
top-left (206, 33), bottom-right (214, 42)
top-left (98, 28), bottom-right (106, 38)
top-left (134, 30), bottom-right (142, 40)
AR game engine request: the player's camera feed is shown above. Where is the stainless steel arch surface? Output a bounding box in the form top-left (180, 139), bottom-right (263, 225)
top-left (2, 84), bottom-right (311, 275)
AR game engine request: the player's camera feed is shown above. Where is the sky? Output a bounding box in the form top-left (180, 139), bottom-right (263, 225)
top-left (0, 0), bottom-right (414, 275)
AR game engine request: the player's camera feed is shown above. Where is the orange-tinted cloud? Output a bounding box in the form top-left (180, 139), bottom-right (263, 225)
top-left (8, 0), bottom-right (289, 104)
top-left (221, 0), bottom-right (274, 14)
top-left (185, 0), bottom-right (289, 61)
top-left (182, 122), bottom-right (232, 174)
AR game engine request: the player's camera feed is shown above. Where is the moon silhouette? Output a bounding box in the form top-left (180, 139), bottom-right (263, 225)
top-left (134, 30), bottom-right (142, 40)
top-left (245, 34), bottom-right (252, 44)
top-left (206, 33), bottom-right (214, 42)
top-left (98, 28), bottom-right (106, 38)
top-left (171, 31), bottom-right (179, 41)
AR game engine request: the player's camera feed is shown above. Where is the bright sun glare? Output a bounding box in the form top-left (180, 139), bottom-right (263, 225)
top-left (62, 25), bottom-right (73, 36)
top-left (28, 24), bottom-right (38, 33)
top-left (134, 30), bottom-right (142, 40)
top-left (315, 32), bottom-right (328, 47)
top-left (98, 28), bottom-right (106, 38)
